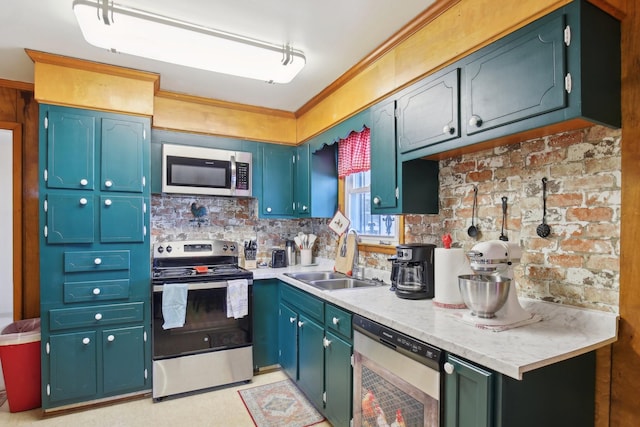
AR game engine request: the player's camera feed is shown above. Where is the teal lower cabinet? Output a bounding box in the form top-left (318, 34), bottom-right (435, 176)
top-left (278, 283), bottom-right (353, 427)
top-left (252, 279), bottom-right (280, 370)
top-left (444, 351), bottom-right (595, 427)
top-left (46, 325), bottom-right (148, 404)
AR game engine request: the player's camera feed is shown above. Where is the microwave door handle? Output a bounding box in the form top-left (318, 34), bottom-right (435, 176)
top-left (230, 155), bottom-right (237, 194)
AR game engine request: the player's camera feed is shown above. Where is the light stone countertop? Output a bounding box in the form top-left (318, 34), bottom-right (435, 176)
top-left (251, 261), bottom-right (619, 380)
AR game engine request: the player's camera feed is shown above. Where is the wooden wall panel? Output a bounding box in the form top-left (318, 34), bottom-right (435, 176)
top-left (153, 92), bottom-right (297, 144)
top-left (612, 0), bottom-right (640, 424)
top-left (27, 50), bottom-right (158, 116)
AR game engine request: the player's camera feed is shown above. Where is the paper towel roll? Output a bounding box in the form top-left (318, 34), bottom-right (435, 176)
top-left (433, 248), bottom-right (472, 308)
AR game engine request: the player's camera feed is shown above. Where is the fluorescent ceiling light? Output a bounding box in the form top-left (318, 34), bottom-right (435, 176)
top-left (72, 0), bottom-right (306, 84)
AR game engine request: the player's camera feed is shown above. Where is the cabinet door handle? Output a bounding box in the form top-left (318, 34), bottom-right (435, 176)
top-left (469, 115), bottom-right (483, 128)
top-left (94, 258), bottom-right (102, 265)
top-left (444, 362), bottom-right (455, 374)
top-left (289, 317), bottom-right (296, 324)
top-left (302, 205), bottom-right (308, 212)
top-left (92, 288), bottom-right (101, 295)
top-left (104, 180), bottom-right (113, 188)
top-left (104, 199), bottom-right (112, 206)
top-left (94, 313), bottom-right (103, 321)
top-left (266, 207), bottom-right (272, 213)
top-left (443, 124), bottom-right (455, 135)
top-left (82, 337), bottom-right (91, 345)
top-left (323, 337), bottom-right (332, 348)
top-left (297, 321), bottom-right (304, 328)
top-left (332, 317), bottom-right (340, 325)
top-left (80, 178), bottom-right (88, 186)
top-left (373, 197), bottom-right (381, 205)
top-left (79, 198), bottom-right (88, 206)
top-left (107, 335), bottom-right (115, 342)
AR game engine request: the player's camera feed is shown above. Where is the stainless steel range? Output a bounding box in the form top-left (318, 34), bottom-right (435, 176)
top-left (151, 240), bottom-right (254, 400)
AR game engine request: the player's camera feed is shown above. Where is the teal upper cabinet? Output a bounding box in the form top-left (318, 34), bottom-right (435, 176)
top-left (370, 99), bottom-right (398, 211)
top-left (370, 99), bottom-right (440, 215)
top-left (464, 16), bottom-right (566, 136)
top-left (396, 0), bottom-right (620, 160)
top-left (398, 68), bottom-right (460, 156)
top-left (101, 118), bottom-right (145, 193)
top-left (309, 143), bottom-right (338, 218)
top-left (261, 143), bottom-right (295, 217)
top-left (46, 109), bottom-right (96, 190)
top-left (294, 144), bottom-right (311, 217)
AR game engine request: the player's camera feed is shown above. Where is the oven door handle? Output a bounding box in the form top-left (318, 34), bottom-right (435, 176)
top-left (153, 280), bottom-right (252, 292)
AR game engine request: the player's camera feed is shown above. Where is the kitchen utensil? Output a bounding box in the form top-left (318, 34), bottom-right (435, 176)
top-left (457, 274), bottom-right (511, 318)
top-left (537, 177), bottom-right (551, 238)
top-left (499, 196), bottom-right (508, 241)
top-left (294, 236), bottom-right (302, 250)
top-left (468, 186), bottom-right (479, 238)
top-left (308, 233), bottom-right (317, 248)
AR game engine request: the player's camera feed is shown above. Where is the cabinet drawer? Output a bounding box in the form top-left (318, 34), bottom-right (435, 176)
top-left (280, 285), bottom-right (323, 321)
top-left (49, 302), bottom-right (144, 331)
top-left (64, 250), bottom-right (130, 273)
top-left (63, 279), bottom-right (130, 303)
top-left (325, 304), bottom-right (352, 340)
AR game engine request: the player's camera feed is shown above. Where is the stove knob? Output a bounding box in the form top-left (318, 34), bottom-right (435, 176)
top-left (230, 245), bottom-right (236, 251)
top-left (166, 245), bottom-right (172, 253)
top-left (222, 244), bottom-right (229, 251)
top-left (157, 246), bottom-right (164, 253)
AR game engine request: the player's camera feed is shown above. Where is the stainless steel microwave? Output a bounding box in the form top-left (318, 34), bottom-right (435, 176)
top-left (162, 144), bottom-right (252, 197)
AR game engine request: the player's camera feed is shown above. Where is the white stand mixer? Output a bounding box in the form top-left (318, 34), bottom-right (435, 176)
top-left (463, 240), bottom-right (537, 326)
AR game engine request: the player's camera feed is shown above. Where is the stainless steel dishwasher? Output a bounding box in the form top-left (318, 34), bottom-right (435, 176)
top-left (352, 314), bottom-right (442, 426)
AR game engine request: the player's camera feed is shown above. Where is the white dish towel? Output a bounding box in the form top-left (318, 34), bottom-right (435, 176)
top-left (162, 283), bottom-right (189, 330)
top-left (227, 279), bottom-right (248, 319)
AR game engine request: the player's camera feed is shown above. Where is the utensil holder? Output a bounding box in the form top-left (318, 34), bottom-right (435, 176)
top-left (300, 249), bottom-right (312, 265)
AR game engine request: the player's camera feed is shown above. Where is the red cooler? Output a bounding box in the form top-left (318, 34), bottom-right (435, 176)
top-left (0, 318), bottom-right (41, 412)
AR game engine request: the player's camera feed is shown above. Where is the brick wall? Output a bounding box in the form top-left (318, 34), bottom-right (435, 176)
top-left (150, 194), bottom-right (335, 265)
top-left (405, 125), bottom-right (621, 313)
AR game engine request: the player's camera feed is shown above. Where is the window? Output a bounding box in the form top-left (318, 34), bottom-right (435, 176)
top-left (345, 171), bottom-right (399, 245)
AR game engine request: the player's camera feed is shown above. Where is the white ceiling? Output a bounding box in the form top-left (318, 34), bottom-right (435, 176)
top-left (0, 0), bottom-right (435, 112)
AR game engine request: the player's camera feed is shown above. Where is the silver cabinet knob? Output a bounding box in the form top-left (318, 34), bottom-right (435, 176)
top-left (289, 317), bottom-right (296, 324)
top-left (92, 288), bottom-right (101, 295)
top-left (80, 179), bottom-right (88, 186)
top-left (266, 207), bottom-right (272, 213)
top-left (297, 321), bottom-right (304, 328)
top-left (469, 115), bottom-right (483, 128)
top-left (94, 258), bottom-right (102, 265)
top-left (302, 205), bottom-right (308, 212)
top-left (373, 197), bottom-right (381, 205)
top-left (104, 199), bottom-right (112, 206)
top-left (79, 198), bottom-right (88, 206)
top-left (323, 337), bottom-right (332, 348)
top-left (94, 313), bottom-right (102, 321)
top-left (443, 124), bottom-right (455, 134)
top-left (82, 337), bottom-right (91, 345)
top-left (107, 335), bottom-right (115, 342)
top-left (444, 362), bottom-right (455, 374)
top-left (104, 180), bottom-right (113, 188)
top-left (332, 317), bottom-right (340, 325)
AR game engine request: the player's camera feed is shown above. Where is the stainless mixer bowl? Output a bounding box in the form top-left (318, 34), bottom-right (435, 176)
top-left (458, 274), bottom-right (511, 318)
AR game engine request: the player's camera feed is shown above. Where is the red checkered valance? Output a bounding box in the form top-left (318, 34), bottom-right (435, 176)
top-left (338, 127), bottom-right (370, 178)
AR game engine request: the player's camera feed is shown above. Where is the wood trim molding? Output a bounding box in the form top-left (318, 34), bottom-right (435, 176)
top-left (25, 49), bottom-right (160, 92)
top-left (0, 78), bottom-right (33, 92)
top-left (295, 0), bottom-right (460, 117)
top-left (0, 121), bottom-right (23, 320)
top-left (155, 90), bottom-right (295, 119)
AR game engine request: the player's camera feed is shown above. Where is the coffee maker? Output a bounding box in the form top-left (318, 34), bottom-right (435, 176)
top-left (393, 243), bottom-right (436, 299)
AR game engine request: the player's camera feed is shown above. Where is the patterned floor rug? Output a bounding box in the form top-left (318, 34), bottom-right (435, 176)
top-left (238, 379), bottom-right (325, 427)
top-left (0, 390), bottom-right (6, 408)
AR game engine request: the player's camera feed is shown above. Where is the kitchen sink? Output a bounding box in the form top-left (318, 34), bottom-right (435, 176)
top-left (284, 271), bottom-right (347, 281)
top-left (308, 278), bottom-right (378, 290)
top-left (284, 271), bottom-right (381, 291)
